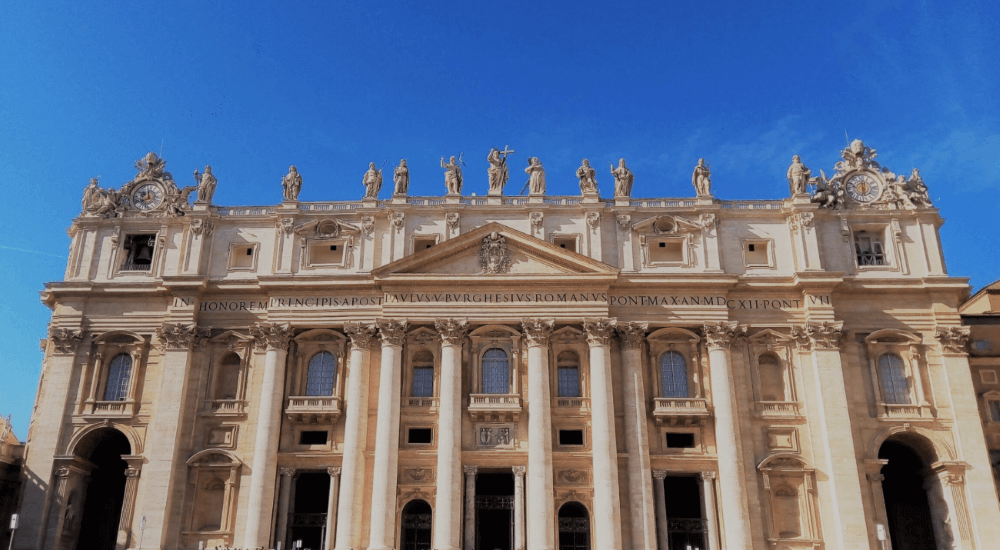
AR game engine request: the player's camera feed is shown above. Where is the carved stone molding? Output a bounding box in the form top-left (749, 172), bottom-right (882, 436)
top-left (124, 467), bottom-right (140, 478)
top-left (479, 231), bottom-right (512, 274)
top-left (583, 318), bottom-right (617, 348)
top-left (617, 322), bottom-right (648, 350)
top-left (557, 469), bottom-right (589, 485)
top-left (652, 470), bottom-right (667, 480)
top-left (361, 215), bottom-right (375, 236)
top-left (512, 465), bottom-right (526, 476)
top-left (699, 471), bottom-right (716, 482)
top-left (702, 322), bottom-right (747, 351)
top-left (586, 211), bottom-right (601, 230)
top-left (280, 468), bottom-right (295, 477)
top-left (616, 214), bottom-right (631, 230)
top-left (521, 318), bottom-right (555, 347)
top-left (464, 465), bottom-right (478, 476)
top-left (190, 218), bottom-right (213, 237)
top-left (157, 323), bottom-right (210, 350)
top-left (787, 211), bottom-right (814, 232)
top-left (446, 212), bottom-right (460, 230)
top-left (790, 322), bottom-right (844, 351)
top-left (935, 326), bottom-right (970, 355)
top-left (866, 473), bottom-right (885, 483)
top-left (377, 319), bottom-right (408, 348)
top-left (407, 468), bottom-right (434, 482)
top-left (276, 217), bottom-right (294, 235)
top-left (249, 322), bottom-right (293, 352)
top-left (327, 467), bottom-right (342, 477)
top-left (55, 467), bottom-right (71, 479)
top-left (699, 213), bottom-right (717, 235)
top-left (47, 327), bottom-right (82, 355)
top-left (343, 323), bottom-right (377, 351)
top-left (530, 212), bottom-right (544, 231)
top-left (388, 211), bottom-right (405, 231)
top-left (435, 318), bottom-right (469, 346)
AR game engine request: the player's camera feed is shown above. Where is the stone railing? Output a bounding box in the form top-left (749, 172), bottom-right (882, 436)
top-left (285, 395), bottom-right (343, 423)
top-left (206, 399), bottom-right (248, 417)
top-left (651, 397), bottom-right (711, 426)
top-left (719, 200), bottom-right (783, 210)
top-left (405, 397), bottom-right (439, 409)
top-left (754, 401), bottom-right (801, 418)
top-left (554, 397), bottom-right (590, 410)
top-left (878, 402), bottom-right (932, 420)
top-left (468, 393), bottom-right (522, 422)
top-left (215, 206), bottom-right (277, 216)
top-left (629, 199), bottom-right (699, 208)
top-left (89, 400), bottom-right (133, 417)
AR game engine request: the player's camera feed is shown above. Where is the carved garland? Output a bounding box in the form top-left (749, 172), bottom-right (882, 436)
top-left (377, 320), bottom-right (408, 348)
top-left (583, 318), bottom-right (617, 347)
top-left (790, 322), bottom-right (844, 351)
top-left (157, 323), bottom-right (210, 350)
top-left (249, 322), bottom-right (293, 352)
top-left (435, 319), bottom-right (470, 346)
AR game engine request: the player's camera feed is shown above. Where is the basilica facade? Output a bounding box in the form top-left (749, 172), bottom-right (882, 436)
top-left (15, 141), bottom-right (1000, 550)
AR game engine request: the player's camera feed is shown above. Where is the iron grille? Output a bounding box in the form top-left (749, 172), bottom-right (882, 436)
top-left (412, 367), bottom-right (434, 398)
top-left (402, 513), bottom-right (432, 528)
top-left (475, 495), bottom-right (514, 509)
top-left (557, 518), bottom-right (589, 532)
top-left (103, 353), bottom-right (133, 401)
top-left (878, 353), bottom-right (911, 404)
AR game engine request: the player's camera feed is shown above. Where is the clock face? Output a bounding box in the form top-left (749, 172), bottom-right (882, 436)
top-left (846, 173), bottom-right (881, 203)
top-left (132, 183), bottom-right (164, 210)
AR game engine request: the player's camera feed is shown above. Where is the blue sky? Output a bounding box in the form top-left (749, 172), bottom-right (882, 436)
top-left (1, 1), bottom-right (998, 438)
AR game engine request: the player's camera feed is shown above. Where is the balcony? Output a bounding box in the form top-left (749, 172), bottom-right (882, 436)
top-left (204, 399), bottom-right (248, 417)
top-left (468, 394), bottom-right (522, 422)
top-left (285, 396), bottom-right (342, 423)
top-left (651, 397), bottom-right (710, 426)
top-left (404, 397), bottom-right (439, 411)
top-left (86, 400), bottom-right (135, 418)
top-left (878, 402), bottom-right (933, 421)
top-left (554, 397), bottom-right (590, 414)
top-left (754, 401), bottom-right (802, 419)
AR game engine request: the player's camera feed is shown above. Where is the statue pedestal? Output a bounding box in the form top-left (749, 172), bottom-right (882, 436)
top-left (696, 196), bottom-right (715, 206)
top-left (392, 194), bottom-right (408, 205)
top-left (279, 201), bottom-right (299, 211)
top-left (445, 194), bottom-right (462, 205)
top-left (192, 203), bottom-right (210, 211)
top-left (361, 198), bottom-right (378, 208)
top-left (615, 197), bottom-right (631, 207)
top-left (581, 193), bottom-right (600, 204)
top-left (487, 196), bottom-right (503, 206)
top-left (791, 193), bottom-right (812, 205)
top-left (528, 195), bottom-right (545, 205)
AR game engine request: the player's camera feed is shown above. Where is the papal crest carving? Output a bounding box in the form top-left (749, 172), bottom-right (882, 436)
top-left (478, 231), bottom-right (512, 274)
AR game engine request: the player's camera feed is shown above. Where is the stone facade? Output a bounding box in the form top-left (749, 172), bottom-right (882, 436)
top-left (15, 143), bottom-right (1000, 550)
top-left (960, 280), bottom-right (1000, 499)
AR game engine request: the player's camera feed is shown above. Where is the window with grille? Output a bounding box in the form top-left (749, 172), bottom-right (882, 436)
top-left (854, 231), bottom-right (887, 266)
top-left (305, 351), bottom-right (337, 396)
top-left (557, 351), bottom-right (581, 397)
top-left (659, 351), bottom-right (689, 398)
top-left (878, 353), bottom-right (911, 404)
top-left (104, 353), bottom-right (133, 401)
top-left (481, 348), bottom-right (509, 394)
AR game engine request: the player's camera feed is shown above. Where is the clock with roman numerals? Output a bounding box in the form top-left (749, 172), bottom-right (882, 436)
top-left (845, 173), bottom-right (881, 203)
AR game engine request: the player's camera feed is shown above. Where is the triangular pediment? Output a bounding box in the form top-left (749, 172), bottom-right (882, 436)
top-left (373, 222), bottom-right (619, 280)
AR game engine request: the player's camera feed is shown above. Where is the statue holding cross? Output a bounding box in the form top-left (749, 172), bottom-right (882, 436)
top-left (487, 145), bottom-right (515, 195)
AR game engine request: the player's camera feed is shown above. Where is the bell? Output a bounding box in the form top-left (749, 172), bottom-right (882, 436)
top-left (135, 245), bottom-right (152, 262)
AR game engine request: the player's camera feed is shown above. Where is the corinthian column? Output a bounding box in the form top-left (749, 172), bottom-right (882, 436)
top-left (702, 322), bottom-right (752, 550)
top-left (335, 323), bottom-right (377, 550)
top-left (463, 466), bottom-right (478, 550)
top-left (244, 322), bottom-right (292, 547)
top-left (616, 322), bottom-right (656, 550)
top-left (522, 318), bottom-right (556, 550)
top-left (583, 318), bottom-right (623, 550)
top-left (369, 320), bottom-right (408, 550)
top-left (434, 319), bottom-right (469, 550)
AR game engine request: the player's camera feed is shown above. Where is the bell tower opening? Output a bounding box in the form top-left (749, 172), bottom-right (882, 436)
top-left (475, 472), bottom-right (514, 550)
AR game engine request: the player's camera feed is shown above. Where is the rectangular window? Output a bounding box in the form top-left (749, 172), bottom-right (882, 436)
top-left (557, 367), bottom-right (581, 397)
top-left (649, 239), bottom-right (684, 263)
top-left (408, 428), bottom-right (433, 444)
top-left (121, 234), bottom-right (156, 271)
top-left (666, 432), bottom-right (696, 448)
top-left (855, 232), bottom-right (887, 266)
top-left (299, 430), bottom-right (328, 445)
top-left (413, 237), bottom-right (437, 251)
top-left (989, 400), bottom-right (1000, 423)
top-left (981, 370), bottom-right (998, 384)
top-left (553, 236), bottom-right (577, 253)
top-left (412, 367), bottom-right (434, 398)
top-left (309, 241), bottom-right (345, 265)
top-left (744, 240), bottom-right (771, 267)
top-left (558, 429), bottom-right (584, 446)
top-left (229, 244), bottom-right (257, 269)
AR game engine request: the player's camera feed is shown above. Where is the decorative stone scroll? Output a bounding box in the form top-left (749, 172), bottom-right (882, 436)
top-left (586, 211), bottom-right (601, 230)
top-left (935, 326), bottom-right (971, 355)
top-left (702, 322), bottom-right (747, 351)
top-left (787, 211), bottom-right (814, 232)
top-left (249, 322), bottom-right (293, 352)
top-left (343, 322), bottom-right (377, 351)
top-left (521, 318), bottom-right (555, 347)
top-left (47, 327), bottom-right (82, 354)
top-left (157, 323), bottom-right (210, 350)
top-left (583, 318), bottom-right (617, 347)
top-left (790, 322), bottom-right (844, 351)
top-left (435, 318), bottom-right (469, 346)
top-left (388, 211), bottom-right (405, 231)
top-left (377, 319), bottom-right (408, 348)
top-left (479, 231), bottom-right (512, 274)
top-left (616, 322), bottom-right (648, 350)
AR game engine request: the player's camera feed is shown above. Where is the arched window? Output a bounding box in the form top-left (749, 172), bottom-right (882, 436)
top-left (878, 353), bottom-right (910, 404)
top-left (482, 348), bottom-right (510, 394)
top-left (659, 351), bottom-right (689, 398)
top-left (557, 351), bottom-right (581, 398)
top-left (305, 351), bottom-right (337, 396)
top-left (401, 499), bottom-right (432, 550)
top-left (557, 502), bottom-right (590, 550)
top-left (215, 352), bottom-right (242, 400)
top-left (104, 353), bottom-right (133, 401)
top-left (412, 350), bottom-right (435, 398)
top-left (758, 353), bottom-right (786, 402)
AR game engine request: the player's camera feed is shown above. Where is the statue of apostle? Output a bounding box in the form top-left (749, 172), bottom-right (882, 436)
top-left (692, 158), bottom-right (712, 196)
top-left (362, 162), bottom-right (383, 199)
top-left (441, 155), bottom-right (463, 195)
top-left (610, 158), bottom-right (634, 198)
top-left (786, 155), bottom-right (811, 196)
top-left (525, 157), bottom-right (546, 195)
top-left (282, 165), bottom-right (302, 202)
top-left (487, 147), bottom-right (512, 195)
top-left (194, 165), bottom-right (217, 204)
top-left (393, 159), bottom-right (409, 195)
top-left (577, 159), bottom-right (598, 195)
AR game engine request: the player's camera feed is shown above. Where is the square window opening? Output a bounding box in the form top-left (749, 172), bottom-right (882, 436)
top-left (745, 241), bottom-right (770, 266)
top-left (414, 237), bottom-right (437, 251)
top-left (122, 234), bottom-right (156, 271)
top-left (854, 231), bottom-right (887, 266)
top-left (408, 428), bottom-right (433, 444)
top-left (310, 241), bottom-right (345, 265)
top-left (299, 430), bottom-right (328, 445)
top-left (649, 239), bottom-right (684, 263)
top-left (981, 370), bottom-right (998, 384)
top-left (558, 429), bottom-right (584, 446)
top-left (554, 237), bottom-right (576, 253)
top-left (666, 432), bottom-right (696, 448)
top-left (230, 244), bottom-right (256, 269)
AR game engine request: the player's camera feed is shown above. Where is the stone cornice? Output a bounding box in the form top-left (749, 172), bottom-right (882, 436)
top-left (521, 318), bottom-right (555, 347)
top-left (343, 322), bottom-right (377, 350)
top-left (616, 322), bottom-right (648, 350)
top-left (249, 322), bottom-right (293, 352)
top-left (702, 322), bottom-right (747, 351)
top-left (790, 321), bottom-right (844, 351)
top-left (435, 318), bottom-right (469, 346)
top-left (377, 319), bottom-right (408, 348)
top-left (583, 318), bottom-right (617, 348)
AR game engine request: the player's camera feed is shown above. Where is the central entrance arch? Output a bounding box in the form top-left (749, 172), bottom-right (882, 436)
top-left (73, 428), bottom-right (131, 550)
top-left (401, 499), bottom-right (432, 550)
top-left (878, 438), bottom-right (939, 550)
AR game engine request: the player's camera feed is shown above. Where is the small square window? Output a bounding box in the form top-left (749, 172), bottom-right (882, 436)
top-left (649, 239), bottom-right (684, 263)
top-left (558, 429), bottom-right (584, 446)
top-left (408, 428), bottom-right (433, 444)
top-left (229, 244), bottom-right (257, 270)
top-left (299, 430), bottom-right (328, 445)
top-left (666, 432), bottom-right (696, 448)
top-left (309, 241), bottom-right (345, 266)
top-left (553, 236), bottom-right (577, 253)
top-left (744, 240), bottom-right (771, 267)
top-left (414, 237), bottom-right (437, 251)
top-left (981, 370), bottom-right (998, 384)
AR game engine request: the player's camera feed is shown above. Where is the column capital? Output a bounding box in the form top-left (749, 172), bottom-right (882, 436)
top-left (790, 321), bottom-right (844, 351)
top-left (702, 322), bottom-right (747, 351)
top-left (521, 318), bottom-right (555, 347)
top-left (512, 465), bottom-right (526, 477)
top-left (935, 326), bottom-right (970, 355)
top-left (435, 318), bottom-right (469, 346)
top-left (377, 319), bottom-right (408, 348)
top-left (47, 327), bottom-right (82, 355)
top-left (583, 318), bottom-right (617, 348)
top-left (616, 322), bottom-right (648, 350)
top-left (344, 322), bottom-right (378, 350)
top-left (249, 322), bottom-right (293, 352)
top-left (280, 467), bottom-right (296, 477)
top-left (464, 465), bottom-right (479, 476)
top-left (652, 470), bottom-right (667, 480)
top-left (327, 466), bottom-right (342, 477)
top-left (157, 322), bottom-right (210, 350)
top-left (699, 471), bottom-right (716, 482)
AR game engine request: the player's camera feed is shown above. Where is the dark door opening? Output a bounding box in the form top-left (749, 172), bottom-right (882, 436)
top-left (287, 472), bottom-right (330, 550)
top-left (663, 475), bottom-right (707, 550)
top-left (74, 428), bottom-right (130, 550)
top-left (402, 499), bottom-right (432, 550)
top-left (879, 440), bottom-right (937, 550)
top-left (475, 472), bottom-right (514, 550)
top-left (557, 502), bottom-right (590, 550)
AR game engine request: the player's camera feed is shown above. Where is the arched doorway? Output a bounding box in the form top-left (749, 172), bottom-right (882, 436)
top-left (401, 499), bottom-right (432, 550)
top-left (878, 439), bottom-right (937, 550)
top-left (73, 428), bottom-right (131, 550)
top-left (557, 502), bottom-right (590, 550)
